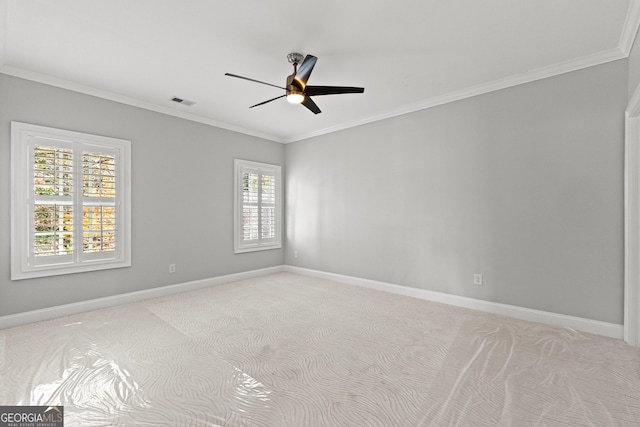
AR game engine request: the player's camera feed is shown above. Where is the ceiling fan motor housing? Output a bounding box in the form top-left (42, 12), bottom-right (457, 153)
top-left (286, 74), bottom-right (304, 103)
top-left (286, 74), bottom-right (301, 93)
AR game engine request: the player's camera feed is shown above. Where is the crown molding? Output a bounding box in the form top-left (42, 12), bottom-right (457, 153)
top-left (0, 65), bottom-right (284, 143)
top-left (283, 48), bottom-right (627, 143)
top-left (620, 0), bottom-right (640, 56)
top-left (1, 46), bottom-right (630, 145)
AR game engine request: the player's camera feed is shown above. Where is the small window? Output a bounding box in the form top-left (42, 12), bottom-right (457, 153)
top-left (234, 159), bottom-right (282, 253)
top-left (11, 122), bottom-right (131, 280)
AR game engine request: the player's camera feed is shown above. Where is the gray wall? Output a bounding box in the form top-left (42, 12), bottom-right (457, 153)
top-left (285, 60), bottom-right (627, 324)
top-left (0, 74), bottom-right (284, 316)
top-left (0, 57), bottom-right (630, 324)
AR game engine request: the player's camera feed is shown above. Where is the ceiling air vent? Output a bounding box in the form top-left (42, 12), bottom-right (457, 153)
top-left (170, 97), bottom-right (195, 106)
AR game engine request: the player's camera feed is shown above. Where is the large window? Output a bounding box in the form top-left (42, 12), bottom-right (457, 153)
top-left (234, 159), bottom-right (282, 253)
top-left (11, 122), bottom-right (131, 280)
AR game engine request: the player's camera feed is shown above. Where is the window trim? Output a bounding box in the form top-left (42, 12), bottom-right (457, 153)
top-left (234, 159), bottom-right (282, 253)
top-left (11, 121), bottom-right (132, 280)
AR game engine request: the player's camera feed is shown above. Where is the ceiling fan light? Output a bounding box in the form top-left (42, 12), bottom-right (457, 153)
top-left (286, 91), bottom-right (304, 104)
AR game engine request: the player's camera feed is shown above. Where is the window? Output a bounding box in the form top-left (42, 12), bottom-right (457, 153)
top-left (11, 122), bottom-right (131, 280)
top-left (234, 159), bottom-right (282, 253)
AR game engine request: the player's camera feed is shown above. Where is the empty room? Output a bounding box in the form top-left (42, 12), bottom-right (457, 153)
top-left (2, 1), bottom-right (640, 425)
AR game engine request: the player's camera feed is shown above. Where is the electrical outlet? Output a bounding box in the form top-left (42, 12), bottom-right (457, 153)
top-left (294, 250), bottom-right (299, 259)
top-left (473, 273), bottom-right (483, 285)
top-left (169, 264), bottom-right (176, 273)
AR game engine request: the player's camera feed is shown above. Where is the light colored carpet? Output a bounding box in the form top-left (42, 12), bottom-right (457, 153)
top-left (1, 272), bottom-right (639, 426)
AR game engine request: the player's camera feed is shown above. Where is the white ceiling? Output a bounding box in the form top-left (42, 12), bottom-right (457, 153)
top-left (1, 1), bottom-right (639, 143)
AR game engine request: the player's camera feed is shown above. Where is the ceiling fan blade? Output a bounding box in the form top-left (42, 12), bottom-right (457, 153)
top-left (225, 73), bottom-right (287, 90)
top-left (304, 85), bottom-right (365, 96)
top-left (293, 55), bottom-right (318, 90)
top-left (250, 94), bottom-right (286, 108)
top-left (301, 96), bottom-right (321, 114)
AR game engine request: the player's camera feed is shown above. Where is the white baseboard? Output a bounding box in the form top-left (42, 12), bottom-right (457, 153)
top-left (1, 264), bottom-right (624, 340)
top-left (0, 266), bottom-right (284, 330)
top-left (284, 265), bottom-right (624, 340)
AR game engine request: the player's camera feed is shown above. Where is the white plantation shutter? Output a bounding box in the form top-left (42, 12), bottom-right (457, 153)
top-left (260, 172), bottom-right (276, 240)
top-left (11, 122), bottom-right (131, 280)
top-left (235, 159), bottom-right (281, 253)
top-left (242, 168), bottom-right (260, 241)
top-left (31, 141), bottom-right (75, 266)
top-left (82, 147), bottom-right (118, 259)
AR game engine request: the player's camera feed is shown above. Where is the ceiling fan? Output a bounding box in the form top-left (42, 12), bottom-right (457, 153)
top-left (225, 53), bottom-right (364, 114)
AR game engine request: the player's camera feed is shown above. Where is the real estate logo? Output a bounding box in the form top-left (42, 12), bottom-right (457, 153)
top-left (0, 406), bottom-right (63, 427)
